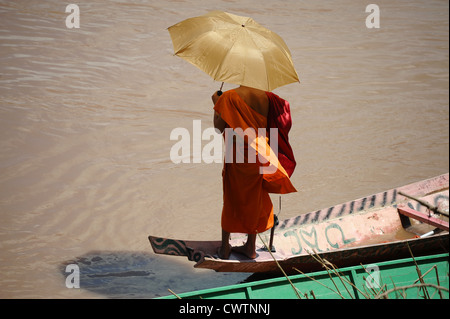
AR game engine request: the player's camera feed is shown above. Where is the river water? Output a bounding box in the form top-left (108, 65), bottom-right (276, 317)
top-left (0, 0), bottom-right (448, 298)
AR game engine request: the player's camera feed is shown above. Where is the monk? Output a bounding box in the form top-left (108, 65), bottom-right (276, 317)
top-left (212, 86), bottom-right (297, 259)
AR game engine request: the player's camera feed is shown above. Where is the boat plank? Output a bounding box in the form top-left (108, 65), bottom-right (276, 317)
top-left (398, 206), bottom-right (449, 231)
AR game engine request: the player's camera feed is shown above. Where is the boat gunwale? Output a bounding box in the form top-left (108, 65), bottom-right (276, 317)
top-left (198, 231), bottom-right (449, 268)
top-left (276, 173), bottom-right (449, 232)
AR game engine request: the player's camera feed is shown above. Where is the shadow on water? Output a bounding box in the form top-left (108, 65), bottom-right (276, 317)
top-left (59, 250), bottom-right (251, 299)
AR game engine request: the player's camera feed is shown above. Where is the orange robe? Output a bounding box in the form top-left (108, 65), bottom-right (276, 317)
top-left (214, 90), bottom-right (297, 234)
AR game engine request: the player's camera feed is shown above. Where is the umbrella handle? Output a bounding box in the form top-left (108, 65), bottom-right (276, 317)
top-left (217, 82), bottom-right (224, 96)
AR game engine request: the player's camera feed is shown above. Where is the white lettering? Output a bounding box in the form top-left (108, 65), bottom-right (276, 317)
top-left (223, 303), bottom-right (270, 315)
top-left (258, 127), bottom-right (278, 175)
top-left (65, 264), bottom-right (80, 288)
top-left (65, 4), bottom-right (80, 29)
top-left (365, 264), bottom-right (381, 289)
top-left (169, 120), bottom-right (280, 175)
top-left (179, 303), bottom-right (213, 316)
top-left (170, 127), bottom-right (190, 163)
top-left (224, 127), bottom-right (257, 163)
top-left (201, 127), bottom-right (223, 163)
top-left (365, 4), bottom-right (380, 29)
top-left (192, 120), bottom-right (202, 163)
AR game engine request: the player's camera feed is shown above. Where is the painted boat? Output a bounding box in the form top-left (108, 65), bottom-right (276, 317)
top-left (149, 173), bottom-right (449, 274)
top-left (156, 253), bottom-right (449, 299)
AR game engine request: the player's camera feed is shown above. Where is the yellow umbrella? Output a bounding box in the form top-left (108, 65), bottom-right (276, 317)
top-left (168, 11), bottom-right (299, 92)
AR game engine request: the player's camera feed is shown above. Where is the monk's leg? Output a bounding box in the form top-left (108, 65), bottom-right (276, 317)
top-left (232, 233), bottom-right (257, 259)
top-left (245, 234), bottom-right (257, 258)
top-left (218, 229), bottom-right (231, 259)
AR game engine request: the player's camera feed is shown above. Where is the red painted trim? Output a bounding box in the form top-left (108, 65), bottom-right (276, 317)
top-left (397, 206), bottom-right (449, 232)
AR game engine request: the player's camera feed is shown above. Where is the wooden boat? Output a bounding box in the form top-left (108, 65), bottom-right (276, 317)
top-left (156, 253), bottom-right (449, 299)
top-left (149, 173), bottom-right (449, 274)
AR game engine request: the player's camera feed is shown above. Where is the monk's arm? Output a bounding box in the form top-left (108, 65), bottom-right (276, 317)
top-left (213, 111), bottom-right (226, 133)
top-left (212, 91), bottom-right (226, 133)
top-left (211, 91), bottom-right (221, 105)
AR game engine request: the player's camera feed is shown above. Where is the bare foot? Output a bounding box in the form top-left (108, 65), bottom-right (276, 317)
top-left (217, 243), bottom-right (231, 259)
top-left (231, 245), bottom-right (257, 259)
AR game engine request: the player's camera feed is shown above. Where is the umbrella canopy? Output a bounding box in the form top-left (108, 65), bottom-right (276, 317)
top-left (168, 11), bottom-right (299, 92)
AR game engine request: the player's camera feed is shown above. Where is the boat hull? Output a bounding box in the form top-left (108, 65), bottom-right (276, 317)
top-left (149, 173), bottom-right (449, 273)
top-left (156, 253), bottom-right (450, 299)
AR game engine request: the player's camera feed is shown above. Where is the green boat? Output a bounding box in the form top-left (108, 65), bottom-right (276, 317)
top-left (157, 253), bottom-right (449, 299)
